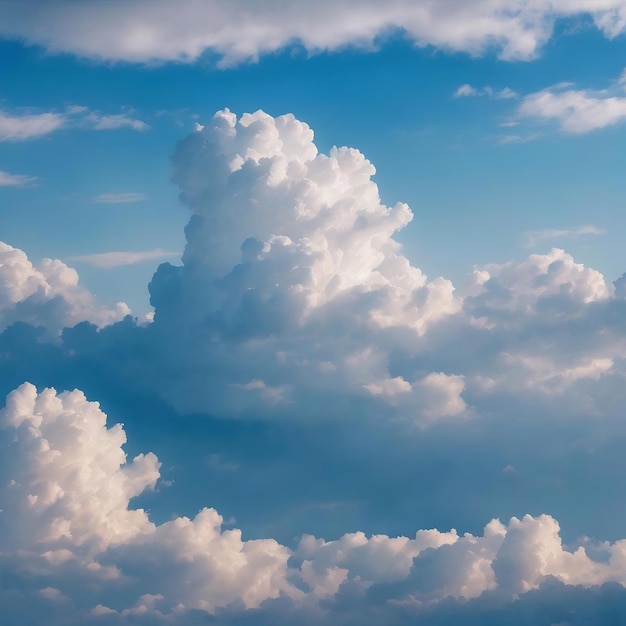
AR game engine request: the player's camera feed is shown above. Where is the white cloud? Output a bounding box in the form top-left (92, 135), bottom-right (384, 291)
top-left (0, 170), bottom-right (37, 187)
top-left (494, 86), bottom-right (518, 99)
top-left (0, 241), bottom-right (130, 332)
top-left (2, 1), bottom-right (626, 67)
top-left (454, 84), bottom-right (517, 99)
top-left (418, 372), bottom-right (467, 422)
top-left (497, 131), bottom-right (543, 143)
top-left (518, 72), bottom-right (626, 133)
top-left (464, 248), bottom-right (611, 310)
top-left (4, 382), bottom-right (626, 623)
top-left (0, 105), bottom-right (148, 142)
top-left (112, 108), bottom-right (626, 427)
top-left (84, 112), bottom-right (149, 132)
top-left (146, 108), bottom-right (461, 422)
top-left (522, 225), bottom-right (605, 248)
top-left (4, 106), bottom-right (626, 623)
top-left (0, 383), bottom-right (293, 614)
top-left (454, 84), bottom-right (479, 97)
top-left (92, 192), bottom-right (147, 204)
top-left (3, 108), bottom-right (622, 431)
top-left (0, 109), bottom-right (65, 141)
top-left (68, 249), bottom-right (178, 268)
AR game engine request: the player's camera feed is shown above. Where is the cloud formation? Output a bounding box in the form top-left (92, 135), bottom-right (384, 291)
top-left (0, 105), bottom-right (148, 142)
top-left (0, 383), bottom-right (292, 618)
top-left (2, 108), bottom-right (625, 431)
top-left (0, 109), bottom-right (65, 141)
top-left (4, 383), bottom-right (626, 624)
top-left (84, 111), bottom-right (150, 132)
top-left (522, 225), bottom-right (605, 248)
top-left (148, 108), bottom-right (462, 420)
top-left (2, 1), bottom-right (626, 66)
top-left (0, 170), bottom-right (37, 187)
top-left (2, 108), bottom-right (626, 624)
top-left (137, 109), bottom-right (626, 429)
top-left (68, 249), bottom-right (179, 268)
top-left (0, 241), bottom-right (130, 332)
top-left (518, 69), bottom-right (626, 133)
top-left (92, 192), bottom-right (147, 204)
top-left (454, 84), bottom-right (517, 99)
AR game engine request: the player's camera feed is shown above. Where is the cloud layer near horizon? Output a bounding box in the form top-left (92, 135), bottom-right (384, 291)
top-left (4, 382), bottom-right (626, 625)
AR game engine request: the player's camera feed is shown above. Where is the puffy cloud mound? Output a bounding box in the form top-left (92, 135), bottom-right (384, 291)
top-left (2, 1), bottom-right (626, 66)
top-left (169, 109), bottom-right (458, 329)
top-left (453, 247), bottom-right (625, 399)
top-left (0, 241), bottom-right (130, 333)
top-left (4, 383), bottom-right (626, 624)
top-left (464, 247), bottom-right (611, 314)
top-left (143, 109), bottom-right (626, 425)
top-left (0, 382), bottom-right (158, 551)
top-left (147, 109), bottom-right (462, 422)
top-left (0, 383), bottom-right (294, 617)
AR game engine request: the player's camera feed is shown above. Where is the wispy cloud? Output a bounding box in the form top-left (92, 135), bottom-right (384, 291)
top-left (0, 110), bottom-right (65, 141)
top-left (522, 225), bottom-right (605, 248)
top-left (454, 83), bottom-right (479, 97)
top-left (454, 84), bottom-right (518, 99)
top-left (85, 112), bottom-right (150, 132)
top-left (493, 87), bottom-right (518, 100)
top-left (0, 170), bottom-right (37, 187)
top-left (205, 453), bottom-right (239, 472)
top-left (518, 71), bottom-right (626, 134)
top-left (0, 105), bottom-right (149, 142)
top-left (92, 192), bottom-right (147, 204)
top-left (497, 131), bottom-right (542, 144)
top-left (68, 248), bottom-right (179, 268)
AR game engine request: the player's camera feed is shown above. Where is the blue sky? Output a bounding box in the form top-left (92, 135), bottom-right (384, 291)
top-left (3, 2), bottom-right (626, 625)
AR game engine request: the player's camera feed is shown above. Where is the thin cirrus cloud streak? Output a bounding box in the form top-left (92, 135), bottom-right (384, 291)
top-left (68, 248), bottom-right (180, 268)
top-left (0, 105), bottom-right (148, 141)
top-left (0, 170), bottom-right (37, 187)
top-left (3, 1), bottom-right (626, 66)
top-left (92, 192), bottom-right (147, 204)
top-left (522, 225), bottom-right (605, 248)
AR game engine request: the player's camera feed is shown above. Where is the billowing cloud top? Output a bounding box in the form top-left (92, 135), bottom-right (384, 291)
top-left (149, 109), bottom-right (462, 420)
top-left (142, 109), bottom-right (625, 425)
top-left (2, 109), bottom-right (624, 428)
top-left (0, 241), bottom-right (130, 333)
